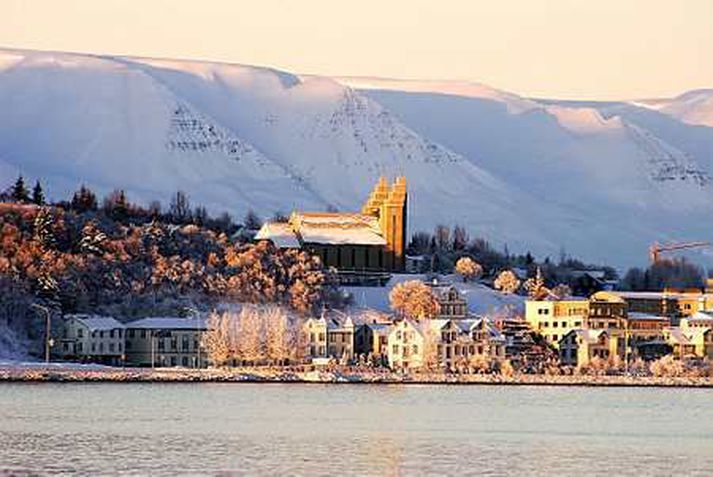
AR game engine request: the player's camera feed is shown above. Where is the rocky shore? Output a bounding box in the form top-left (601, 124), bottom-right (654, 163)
top-left (1, 364), bottom-right (713, 387)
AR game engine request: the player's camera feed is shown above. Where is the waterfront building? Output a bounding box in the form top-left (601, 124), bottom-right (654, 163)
top-left (524, 298), bottom-right (589, 348)
top-left (124, 317), bottom-right (208, 368)
top-left (256, 177), bottom-right (407, 278)
top-left (58, 315), bottom-right (125, 365)
top-left (663, 327), bottom-right (713, 359)
top-left (304, 312), bottom-right (355, 361)
top-left (354, 321), bottom-right (391, 362)
top-left (387, 318), bottom-right (505, 371)
top-left (558, 329), bottom-right (623, 367)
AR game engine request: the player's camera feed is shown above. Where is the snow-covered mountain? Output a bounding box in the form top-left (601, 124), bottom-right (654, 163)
top-left (1, 48), bottom-right (713, 267)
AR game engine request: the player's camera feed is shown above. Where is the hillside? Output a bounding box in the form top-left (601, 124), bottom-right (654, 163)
top-left (2, 48), bottom-right (713, 266)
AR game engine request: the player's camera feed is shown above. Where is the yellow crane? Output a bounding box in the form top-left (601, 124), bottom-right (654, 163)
top-left (649, 241), bottom-right (710, 263)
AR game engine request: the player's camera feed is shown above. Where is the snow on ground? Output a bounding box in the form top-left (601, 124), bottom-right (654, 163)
top-left (345, 274), bottom-right (524, 318)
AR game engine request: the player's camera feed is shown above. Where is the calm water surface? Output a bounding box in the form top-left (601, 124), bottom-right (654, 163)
top-left (0, 383), bottom-right (712, 475)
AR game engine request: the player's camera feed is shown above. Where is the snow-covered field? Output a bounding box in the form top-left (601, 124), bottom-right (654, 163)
top-left (2, 48), bottom-right (713, 266)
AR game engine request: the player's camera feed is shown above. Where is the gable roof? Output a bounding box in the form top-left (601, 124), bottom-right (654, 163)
top-left (67, 314), bottom-right (125, 331)
top-left (254, 222), bottom-right (300, 248)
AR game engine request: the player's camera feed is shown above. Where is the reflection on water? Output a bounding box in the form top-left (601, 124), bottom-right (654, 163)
top-left (0, 383), bottom-right (712, 475)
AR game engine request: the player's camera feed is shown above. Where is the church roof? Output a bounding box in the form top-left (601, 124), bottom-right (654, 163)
top-left (294, 212), bottom-right (386, 246)
top-left (254, 222), bottom-right (300, 248)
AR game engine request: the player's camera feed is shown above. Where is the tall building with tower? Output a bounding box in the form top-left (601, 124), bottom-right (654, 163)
top-left (256, 177), bottom-right (408, 278)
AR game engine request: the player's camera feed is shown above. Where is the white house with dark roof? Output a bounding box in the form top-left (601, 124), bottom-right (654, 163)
top-left (59, 314), bottom-right (125, 365)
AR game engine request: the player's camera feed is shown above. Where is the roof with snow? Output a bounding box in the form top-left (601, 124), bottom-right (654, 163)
top-left (67, 315), bottom-right (125, 331)
top-left (125, 317), bottom-right (208, 331)
top-left (256, 212), bottom-right (387, 248)
top-left (562, 328), bottom-right (609, 344)
top-left (254, 222), bottom-right (300, 248)
top-left (627, 312), bottom-right (670, 321)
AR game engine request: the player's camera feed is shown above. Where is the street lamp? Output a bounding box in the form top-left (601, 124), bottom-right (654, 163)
top-left (31, 303), bottom-right (52, 364)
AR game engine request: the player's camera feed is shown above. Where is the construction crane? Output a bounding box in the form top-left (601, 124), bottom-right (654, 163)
top-left (649, 241), bottom-right (710, 263)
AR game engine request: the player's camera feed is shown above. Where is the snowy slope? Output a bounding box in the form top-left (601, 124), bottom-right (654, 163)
top-left (342, 77), bottom-right (713, 265)
top-left (634, 89), bottom-right (713, 128)
top-left (2, 48), bottom-right (713, 266)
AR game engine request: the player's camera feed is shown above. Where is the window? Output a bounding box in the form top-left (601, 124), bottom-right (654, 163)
top-left (78, 343), bottom-right (83, 352)
top-left (319, 333), bottom-right (325, 342)
top-left (99, 342), bottom-right (104, 352)
top-left (109, 330), bottom-right (115, 338)
top-left (412, 344), bottom-right (418, 354)
top-left (392, 345), bottom-right (399, 355)
top-left (561, 321), bottom-right (566, 328)
top-left (182, 357), bottom-right (189, 367)
top-left (109, 343), bottom-right (115, 352)
top-left (100, 331), bottom-right (104, 338)
top-left (171, 338), bottom-right (178, 351)
top-left (140, 330), bottom-right (146, 339)
top-left (77, 329), bottom-right (83, 338)
top-left (91, 343), bottom-right (96, 352)
top-left (553, 322), bottom-right (558, 328)
top-left (182, 336), bottom-right (190, 351)
top-left (128, 329), bottom-right (135, 338)
top-left (158, 339), bottom-right (165, 350)
top-left (552, 334), bottom-right (558, 341)
top-left (170, 357), bottom-right (177, 367)
top-left (118, 343), bottom-right (122, 352)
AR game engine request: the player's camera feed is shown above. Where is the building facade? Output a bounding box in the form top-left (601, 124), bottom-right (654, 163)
top-left (58, 315), bottom-right (125, 365)
top-left (256, 177), bottom-right (407, 274)
top-left (524, 299), bottom-right (589, 348)
top-left (124, 317), bottom-right (208, 368)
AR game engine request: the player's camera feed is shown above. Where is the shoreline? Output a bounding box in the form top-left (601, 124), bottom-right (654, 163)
top-left (1, 365), bottom-right (712, 388)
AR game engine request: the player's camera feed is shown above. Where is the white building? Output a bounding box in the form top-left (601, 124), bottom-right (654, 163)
top-left (58, 314), bottom-right (125, 365)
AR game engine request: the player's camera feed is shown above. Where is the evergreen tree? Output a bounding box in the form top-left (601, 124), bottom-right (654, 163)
top-left (71, 185), bottom-right (98, 213)
top-left (32, 180), bottom-right (45, 205)
top-left (11, 175), bottom-right (30, 203)
top-left (103, 189), bottom-right (129, 220)
top-left (243, 209), bottom-right (262, 230)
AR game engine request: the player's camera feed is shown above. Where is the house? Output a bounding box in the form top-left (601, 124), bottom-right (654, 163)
top-left (427, 281), bottom-right (468, 320)
top-left (610, 290), bottom-right (713, 322)
top-left (387, 319), bottom-right (428, 370)
top-left (124, 317), bottom-right (208, 368)
top-left (354, 321), bottom-right (392, 363)
top-left (559, 329), bottom-right (623, 368)
top-left (304, 312), bottom-right (356, 361)
top-left (256, 176), bottom-right (407, 276)
top-left (387, 318), bottom-right (505, 371)
top-left (663, 327), bottom-right (713, 359)
top-left (58, 315), bottom-right (125, 365)
top-left (525, 298), bottom-right (589, 348)
top-left (680, 311), bottom-right (713, 330)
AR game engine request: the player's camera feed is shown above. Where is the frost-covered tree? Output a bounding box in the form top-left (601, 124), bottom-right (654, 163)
top-left (494, 270), bottom-right (521, 295)
top-left (33, 207), bottom-right (57, 249)
top-left (523, 267), bottom-right (549, 300)
top-left (455, 256), bottom-right (483, 282)
top-left (78, 220), bottom-right (107, 255)
top-left (551, 283), bottom-right (572, 300)
top-left (389, 280), bottom-right (440, 320)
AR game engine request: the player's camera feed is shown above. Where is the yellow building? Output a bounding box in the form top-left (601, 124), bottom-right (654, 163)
top-left (663, 327), bottom-right (713, 359)
top-left (124, 317), bottom-right (208, 368)
top-left (387, 319), bottom-right (426, 370)
top-left (559, 329), bottom-right (624, 368)
top-left (524, 299), bottom-right (589, 348)
top-left (256, 177), bottom-right (407, 274)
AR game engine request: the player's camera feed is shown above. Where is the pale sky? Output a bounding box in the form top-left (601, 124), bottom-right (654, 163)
top-left (1, 0), bottom-right (712, 100)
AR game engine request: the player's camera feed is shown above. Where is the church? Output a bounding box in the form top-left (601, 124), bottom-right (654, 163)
top-left (255, 177), bottom-right (407, 276)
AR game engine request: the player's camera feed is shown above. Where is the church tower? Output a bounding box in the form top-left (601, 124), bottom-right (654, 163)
top-left (379, 177), bottom-right (407, 271)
